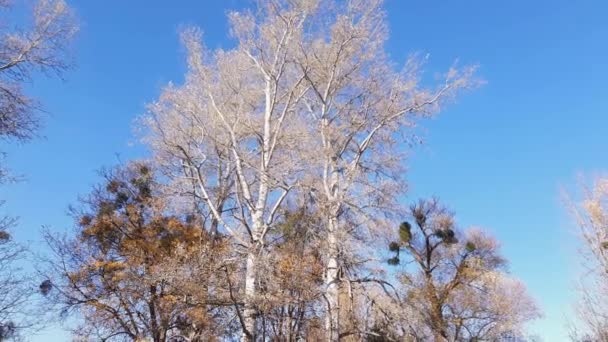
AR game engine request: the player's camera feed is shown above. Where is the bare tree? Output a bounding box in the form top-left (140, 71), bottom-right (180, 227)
top-left (0, 0), bottom-right (77, 144)
top-left (144, 3), bottom-right (314, 340)
top-left (0, 229), bottom-right (39, 341)
top-left (143, 1), bottom-right (476, 340)
top-left (0, 4), bottom-right (76, 337)
top-left (567, 178), bottom-right (608, 341)
top-left (288, 1), bottom-right (478, 338)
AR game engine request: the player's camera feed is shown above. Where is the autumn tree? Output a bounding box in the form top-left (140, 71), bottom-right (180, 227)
top-left (255, 207), bottom-right (325, 340)
top-left (386, 199), bottom-right (539, 341)
top-left (42, 163), bottom-right (233, 341)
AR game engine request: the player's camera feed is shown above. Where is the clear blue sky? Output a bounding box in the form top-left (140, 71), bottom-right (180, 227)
top-left (2, 0), bottom-right (607, 340)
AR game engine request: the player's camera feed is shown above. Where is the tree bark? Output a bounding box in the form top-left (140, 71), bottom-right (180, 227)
top-left (325, 216), bottom-right (340, 342)
top-left (241, 250), bottom-right (258, 342)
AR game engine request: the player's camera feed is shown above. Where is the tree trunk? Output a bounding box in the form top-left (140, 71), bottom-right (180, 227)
top-left (325, 216), bottom-right (340, 342)
top-left (241, 250), bottom-right (258, 342)
top-left (148, 285), bottom-right (163, 342)
top-left (430, 301), bottom-right (448, 342)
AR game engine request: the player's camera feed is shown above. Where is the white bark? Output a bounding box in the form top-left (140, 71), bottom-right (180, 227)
top-left (242, 249), bottom-right (258, 341)
top-left (325, 216), bottom-right (340, 341)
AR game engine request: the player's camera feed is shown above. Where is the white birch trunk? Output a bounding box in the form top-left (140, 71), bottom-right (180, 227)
top-left (324, 155), bottom-right (341, 341)
top-left (325, 215), bottom-right (340, 342)
top-left (242, 249), bottom-right (258, 341)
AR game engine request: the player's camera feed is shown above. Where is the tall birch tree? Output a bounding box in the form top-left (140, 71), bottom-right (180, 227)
top-left (144, 3), bottom-right (314, 340)
top-left (291, 1), bottom-right (477, 339)
top-left (144, 1), bottom-right (476, 340)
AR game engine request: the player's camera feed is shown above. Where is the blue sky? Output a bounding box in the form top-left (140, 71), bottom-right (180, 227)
top-left (2, 0), bottom-right (607, 340)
